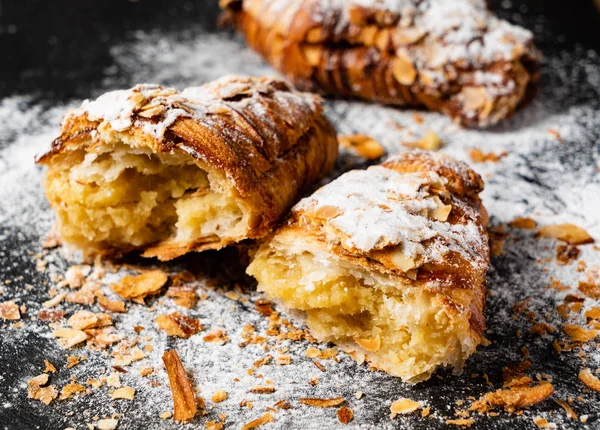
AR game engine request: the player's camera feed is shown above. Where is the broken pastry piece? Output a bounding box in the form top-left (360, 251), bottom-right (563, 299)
top-left (247, 151), bottom-right (489, 382)
top-left (36, 76), bottom-right (338, 260)
top-left (222, 0), bottom-right (540, 127)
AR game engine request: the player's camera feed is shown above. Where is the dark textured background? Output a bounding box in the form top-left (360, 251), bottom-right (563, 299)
top-left (1, 1), bottom-right (600, 429)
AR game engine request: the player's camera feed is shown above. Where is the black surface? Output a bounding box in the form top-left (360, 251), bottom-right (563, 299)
top-left (1, 1), bottom-right (600, 429)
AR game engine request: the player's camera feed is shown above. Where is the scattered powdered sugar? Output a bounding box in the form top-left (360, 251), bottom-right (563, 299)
top-left (1, 9), bottom-right (600, 430)
top-left (294, 166), bottom-right (485, 266)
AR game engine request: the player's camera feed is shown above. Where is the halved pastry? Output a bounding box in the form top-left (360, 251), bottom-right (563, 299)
top-left (247, 151), bottom-right (489, 382)
top-left (221, 0), bottom-right (540, 127)
top-left (36, 76), bottom-right (338, 260)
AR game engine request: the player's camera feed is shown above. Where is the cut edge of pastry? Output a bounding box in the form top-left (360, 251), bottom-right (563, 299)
top-left (247, 232), bottom-right (484, 383)
top-left (42, 133), bottom-right (253, 260)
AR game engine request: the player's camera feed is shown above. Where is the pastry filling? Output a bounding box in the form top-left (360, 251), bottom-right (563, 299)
top-left (248, 248), bottom-right (478, 382)
top-left (44, 143), bottom-right (246, 253)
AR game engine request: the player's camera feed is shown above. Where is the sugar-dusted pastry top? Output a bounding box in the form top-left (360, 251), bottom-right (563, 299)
top-left (239, 0), bottom-right (535, 69)
top-left (37, 75), bottom-right (337, 199)
top-left (292, 150), bottom-right (489, 271)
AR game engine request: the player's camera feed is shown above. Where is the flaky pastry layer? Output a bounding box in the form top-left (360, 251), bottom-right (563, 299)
top-left (247, 151), bottom-right (489, 382)
top-left (222, 0), bottom-right (540, 127)
top-left (37, 76), bottom-right (338, 260)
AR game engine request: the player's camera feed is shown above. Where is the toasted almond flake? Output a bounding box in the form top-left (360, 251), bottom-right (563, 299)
top-left (112, 387), bottom-right (135, 400)
top-left (139, 367), bottom-right (153, 377)
top-left (211, 390), bottom-right (228, 403)
top-left (509, 217), bottom-right (537, 229)
top-left (59, 382), bottom-right (85, 400)
top-left (66, 355), bottom-right (80, 369)
top-left (390, 398), bottom-right (422, 417)
top-left (337, 406), bottom-right (354, 424)
top-left (87, 379), bottom-right (102, 389)
top-left (355, 391), bottom-right (363, 400)
top-left (276, 354), bottom-right (291, 365)
top-left (581, 415), bottom-right (589, 423)
top-left (253, 354), bottom-right (272, 368)
top-left (470, 383), bottom-right (554, 413)
top-left (469, 149), bottom-right (507, 163)
top-left (421, 407), bottom-right (431, 417)
top-left (166, 286), bottom-right (198, 309)
top-left (402, 130), bottom-right (443, 151)
top-left (304, 347), bottom-right (337, 360)
top-left (110, 270), bottom-right (168, 303)
top-left (300, 397), bottom-right (344, 408)
top-left (555, 399), bottom-right (577, 420)
top-left (43, 360), bottom-right (57, 373)
top-left (338, 134), bottom-right (385, 160)
top-left (95, 291), bottom-right (126, 313)
top-left (446, 419), bottom-right (475, 427)
top-left (249, 386), bottom-right (276, 394)
top-left (585, 307), bottom-right (600, 321)
top-left (392, 55), bottom-right (416, 85)
top-left (356, 335), bottom-right (381, 352)
top-left (241, 412), bottom-right (274, 430)
top-left (97, 418), bottom-right (119, 430)
top-left (578, 368), bottom-right (600, 391)
top-left (42, 292), bottom-right (67, 308)
top-left (563, 324), bottom-right (598, 343)
top-left (37, 309), bottom-right (66, 322)
top-left (67, 310), bottom-right (108, 330)
top-left (273, 399), bottom-right (291, 409)
top-left (163, 350), bottom-right (197, 422)
top-left (0, 300), bottom-right (20, 320)
top-left (155, 312), bottom-right (202, 339)
top-left (538, 224), bottom-right (594, 245)
top-left (533, 417), bottom-right (557, 429)
top-left (52, 328), bottom-right (89, 348)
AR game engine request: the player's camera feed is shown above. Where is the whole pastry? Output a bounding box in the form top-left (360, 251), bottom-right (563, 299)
top-left (221, 0), bottom-right (540, 127)
top-left (36, 75), bottom-right (338, 260)
top-left (247, 150), bottom-right (490, 382)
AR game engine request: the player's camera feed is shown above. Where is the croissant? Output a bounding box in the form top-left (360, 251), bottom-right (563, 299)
top-left (247, 150), bottom-right (489, 382)
top-left (36, 76), bottom-right (338, 260)
top-left (221, 0), bottom-right (540, 127)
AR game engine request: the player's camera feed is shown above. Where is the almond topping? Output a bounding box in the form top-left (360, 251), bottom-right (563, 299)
top-left (338, 134), bottom-right (385, 160)
top-left (537, 224), bottom-right (594, 245)
top-left (249, 386), bottom-right (276, 394)
top-left (390, 249), bottom-right (417, 272)
top-left (390, 398), bottom-right (422, 417)
top-left (462, 87), bottom-right (487, 111)
top-left (509, 217), bottom-right (537, 229)
top-left (299, 397), bottom-right (344, 408)
top-left (110, 270), bottom-right (168, 303)
top-left (162, 350), bottom-right (197, 422)
top-left (533, 417), bottom-right (556, 429)
top-left (241, 412), bottom-right (274, 430)
top-left (563, 324), bottom-right (598, 343)
top-left (52, 328), bottom-right (89, 348)
top-left (211, 390), bottom-right (228, 403)
top-left (155, 312), bottom-right (202, 339)
top-left (392, 55), bottom-right (417, 85)
top-left (578, 368), bottom-right (600, 392)
top-left (446, 419), bottom-right (475, 427)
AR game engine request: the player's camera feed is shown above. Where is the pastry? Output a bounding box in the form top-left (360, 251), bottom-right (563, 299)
top-left (36, 76), bottom-right (338, 260)
top-left (247, 151), bottom-right (489, 382)
top-left (221, 0), bottom-right (540, 127)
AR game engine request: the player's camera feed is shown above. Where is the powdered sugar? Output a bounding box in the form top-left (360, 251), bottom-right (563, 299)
top-left (0, 10), bottom-right (599, 430)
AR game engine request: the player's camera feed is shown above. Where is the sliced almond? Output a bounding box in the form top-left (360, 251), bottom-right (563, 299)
top-left (112, 387), bottom-right (135, 400)
top-left (338, 134), bottom-right (385, 160)
top-left (155, 312), bottom-right (202, 339)
top-left (469, 383), bottom-right (554, 413)
top-left (390, 398), bottom-right (422, 417)
top-left (578, 368), bottom-right (600, 392)
top-left (563, 324), bottom-right (598, 343)
top-left (538, 224), bottom-right (594, 245)
top-left (392, 55), bottom-right (416, 85)
top-left (390, 249), bottom-right (417, 272)
top-left (462, 87), bottom-right (487, 111)
top-left (299, 397), bottom-right (344, 408)
top-left (110, 270), bottom-right (168, 303)
top-left (241, 412), bottom-right (274, 430)
top-left (211, 390), bottom-right (228, 403)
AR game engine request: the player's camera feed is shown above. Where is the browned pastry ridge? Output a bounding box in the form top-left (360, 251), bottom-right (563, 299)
top-left (36, 76), bottom-right (338, 260)
top-left (247, 150), bottom-right (490, 382)
top-left (221, 0), bottom-right (540, 127)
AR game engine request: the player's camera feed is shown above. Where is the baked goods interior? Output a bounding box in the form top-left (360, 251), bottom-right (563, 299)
top-left (44, 142), bottom-right (245, 254)
top-left (248, 247), bottom-right (478, 383)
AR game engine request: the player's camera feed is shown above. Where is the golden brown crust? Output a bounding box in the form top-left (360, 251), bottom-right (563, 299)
top-left (266, 150), bottom-right (489, 338)
top-left (222, 0), bottom-right (540, 127)
top-left (37, 76), bottom-right (338, 259)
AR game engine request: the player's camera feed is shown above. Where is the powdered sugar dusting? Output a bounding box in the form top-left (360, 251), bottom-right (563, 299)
top-left (0, 9), bottom-right (600, 430)
top-left (295, 166), bottom-right (485, 267)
